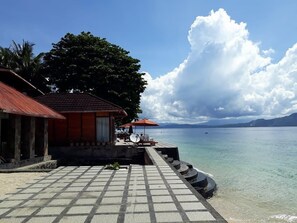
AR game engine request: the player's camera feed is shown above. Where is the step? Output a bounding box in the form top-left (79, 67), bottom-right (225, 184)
top-left (178, 163), bottom-right (189, 175)
top-left (183, 168), bottom-right (198, 181)
top-left (171, 160), bottom-right (181, 170)
top-left (201, 176), bottom-right (217, 199)
top-left (180, 160), bottom-right (193, 169)
top-left (188, 171), bottom-right (208, 188)
top-left (166, 157), bottom-right (174, 163)
top-left (162, 154), bottom-right (168, 159)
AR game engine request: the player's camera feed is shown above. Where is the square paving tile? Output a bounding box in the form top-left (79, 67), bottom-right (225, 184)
top-left (36, 206), bottom-right (65, 215)
top-left (100, 197), bottom-right (123, 204)
top-left (96, 204), bottom-right (121, 213)
top-left (0, 200), bottom-right (23, 208)
top-left (48, 199), bottom-right (73, 206)
top-left (169, 184), bottom-right (188, 189)
top-left (21, 199), bottom-right (49, 207)
top-left (0, 208), bottom-right (9, 215)
top-left (7, 207), bottom-right (39, 217)
top-left (126, 203), bottom-right (149, 212)
top-left (155, 212), bottom-right (183, 222)
top-left (34, 193), bottom-right (56, 199)
top-left (186, 211), bottom-right (216, 221)
top-left (109, 181), bottom-right (125, 186)
top-left (129, 179), bottom-right (145, 184)
top-left (127, 196), bottom-right (148, 203)
top-left (71, 182), bottom-right (88, 187)
top-left (171, 189), bottom-right (192, 195)
top-left (104, 191), bottom-right (124, 197)
top-left (91, 214), bottom-right (119, 223)
top-left (86, 186), bottom-right (104, 191)
top-left (175, 195), bottom-right (199, 202)
top-left (180, 202), bottom-right (206, 211)
top-left (67, 205), bottom-right (93, 214)
top-left (8, 194), bottom-right (33, 200)
top-left (58, 192), bottom-right (79, 199)
top-left (75, 198), bottom-right (97, 205)
top-left (80, 192), bottom-right (101, 198)
top-left (20, 188), bottom-right (43, 193)
top-left (151, 195), bottom-right (173, 203)
top-left (90, 182), bottom-right (107, 186)
top-left (127, 190), bottom-right (147, 196)
top-left (59, 215), bottom-right (88, 223)
top-left (129, 185), bottom-right (146, 190)
top-left (150, 190), bottom-right (170, 196)
top-left (166, 180), bottom-right (183, 184)
top-left (147, 180), bottom-right (164, 185)
top-left (65, 187), bottom-right (84, 192)
top-left (153, 203), bottom-right (178, 212)
top-left (107, 185), bottom-right (125, 190)
top-left (0, 217), bottom-right (26, 223)
top-left (124, 213), bottom-right (151, 223)
top-left (149, 184), bottom-right (167, 189)
top-left (26, 216), bottom-right (56, 223)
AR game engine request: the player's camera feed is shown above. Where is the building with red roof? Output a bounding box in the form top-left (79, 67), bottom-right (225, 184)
top-left (35, 93), bottom-right (127, 147)
top-left (0, 73), bottom-right (64, 167)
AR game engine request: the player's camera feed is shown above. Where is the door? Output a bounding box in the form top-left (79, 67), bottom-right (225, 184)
top-left (96, 117), bottom-right (109, 142)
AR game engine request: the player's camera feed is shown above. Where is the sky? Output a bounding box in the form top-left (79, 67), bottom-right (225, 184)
top-left (1, 0), bottom-right (297, 123)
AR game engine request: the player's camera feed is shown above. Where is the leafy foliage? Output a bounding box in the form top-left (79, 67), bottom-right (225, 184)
top-left (42, 32), bottom-right (147, 122)
top-left (0, 40), bottom-right (47, 91)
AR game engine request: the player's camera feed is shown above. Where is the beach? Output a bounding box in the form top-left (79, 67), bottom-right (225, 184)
top-left (0, 172), bottom-right (47, 197)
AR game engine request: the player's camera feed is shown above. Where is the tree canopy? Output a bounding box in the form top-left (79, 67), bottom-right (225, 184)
top-left (42, 32), bottom-right (147, 122)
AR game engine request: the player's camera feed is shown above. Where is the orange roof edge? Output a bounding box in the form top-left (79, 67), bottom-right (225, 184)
top-left (0, 82), bottom-right (65, 119)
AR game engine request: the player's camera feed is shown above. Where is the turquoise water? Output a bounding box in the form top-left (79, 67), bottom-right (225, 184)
top-left (146, 127), bottom-right (297, 222)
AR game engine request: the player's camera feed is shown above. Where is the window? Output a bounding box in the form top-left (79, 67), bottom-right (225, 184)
top-left (96, 117), bottom-right (109, 142)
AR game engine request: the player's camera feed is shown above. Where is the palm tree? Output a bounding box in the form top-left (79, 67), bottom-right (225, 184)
top-left (0, 40), bottom-right (47, 91)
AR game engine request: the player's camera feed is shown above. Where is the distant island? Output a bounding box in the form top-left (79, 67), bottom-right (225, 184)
top-left (160, 113), bottom-right (297, 128)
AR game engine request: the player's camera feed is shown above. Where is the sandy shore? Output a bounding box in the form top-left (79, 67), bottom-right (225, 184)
top-left (0, 172), bottom-right (47, 197)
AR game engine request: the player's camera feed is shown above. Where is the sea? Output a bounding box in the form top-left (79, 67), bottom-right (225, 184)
top-left (145, 127), bottom-right (297, 223)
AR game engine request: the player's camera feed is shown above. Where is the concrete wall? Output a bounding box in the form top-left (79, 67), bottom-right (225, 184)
top-left (50, 145), bottom-right (146, 165)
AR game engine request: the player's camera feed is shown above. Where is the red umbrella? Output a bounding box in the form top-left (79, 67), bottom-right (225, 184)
top-left (131, 118), bottom-right (159, 135)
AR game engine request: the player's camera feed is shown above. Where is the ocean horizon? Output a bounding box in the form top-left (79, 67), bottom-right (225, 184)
top-left (145, 127), bottom-right (297, 223)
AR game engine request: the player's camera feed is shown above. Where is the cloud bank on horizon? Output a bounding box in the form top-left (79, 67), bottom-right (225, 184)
top-left (140, 9), bottom-right (297, 123)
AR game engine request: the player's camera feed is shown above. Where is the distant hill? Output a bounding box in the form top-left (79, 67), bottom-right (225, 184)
top-left (159, 113), bottom-right (297, 128)
top-left (222, 113), bottom-right (297, 127)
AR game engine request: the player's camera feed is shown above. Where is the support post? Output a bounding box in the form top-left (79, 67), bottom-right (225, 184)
top-left (8, 115), bottom-right (21, 162)
top-left (35, 118), bottom-right (48, 157)
top-left (22, 117), bottom-right (35, 159)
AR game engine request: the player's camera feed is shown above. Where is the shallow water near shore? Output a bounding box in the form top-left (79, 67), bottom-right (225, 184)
top-left (146, 127), bottom-right (297, 223)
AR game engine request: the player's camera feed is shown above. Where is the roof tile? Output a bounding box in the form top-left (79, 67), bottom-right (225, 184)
top-left (35, 93), bottom-right (127, 116)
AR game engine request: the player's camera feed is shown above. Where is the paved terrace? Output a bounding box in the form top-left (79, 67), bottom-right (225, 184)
top-left (0, 148), bottom-right (226, 223)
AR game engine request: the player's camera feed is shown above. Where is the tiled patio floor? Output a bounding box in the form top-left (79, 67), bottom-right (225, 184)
top-left (0, 148), bottom-right (226, 223)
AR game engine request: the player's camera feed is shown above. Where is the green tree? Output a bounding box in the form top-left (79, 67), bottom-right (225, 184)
top-left (42, 32), bottom-right (147, 122)
top-left (0, 40), bottom-right (47, 91)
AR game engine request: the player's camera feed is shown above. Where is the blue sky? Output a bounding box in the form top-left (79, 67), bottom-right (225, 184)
top-left (1, 0), bottom-right (297, 77)
top-left (2, 1), bottom-right (297, 123)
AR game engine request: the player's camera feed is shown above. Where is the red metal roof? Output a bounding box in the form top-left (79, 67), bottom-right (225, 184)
top-left (0, 82), bottom-right (65, 119)
top-left (35, 93), bottom-right (127, 116)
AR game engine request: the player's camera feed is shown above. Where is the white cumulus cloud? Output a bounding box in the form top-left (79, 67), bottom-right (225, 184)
top-left (140, 9), bottom-right (297, 123)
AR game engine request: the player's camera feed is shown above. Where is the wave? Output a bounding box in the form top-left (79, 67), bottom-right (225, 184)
top-left (194, 167), bottom-right (214, 177)
top-left (270, 214), bottom-right (297, 222)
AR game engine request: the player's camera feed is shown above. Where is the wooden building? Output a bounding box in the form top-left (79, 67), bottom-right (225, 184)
top-left (0, 82), bottom-right (64, 167)
top-left (35, 93), bottom-right (127, 146)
